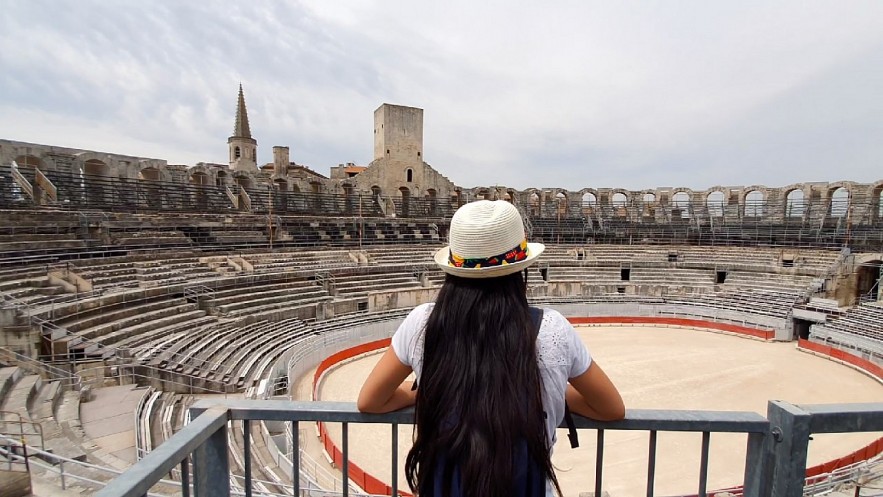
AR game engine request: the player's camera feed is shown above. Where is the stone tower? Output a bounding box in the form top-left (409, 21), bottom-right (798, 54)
top-left (272, 146), bottom-right (289, 177)
top-left (372, 104), bottom-right (424, 194)
top-left (228, 84), bottom-right (257, 172)
top-left (374, 104), bottom-right (423, 163)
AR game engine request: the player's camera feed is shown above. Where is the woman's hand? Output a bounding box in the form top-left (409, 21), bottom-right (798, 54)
top-left (357, 347), bottom-right (416, 413)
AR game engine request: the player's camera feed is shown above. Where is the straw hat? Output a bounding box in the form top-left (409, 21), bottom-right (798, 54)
top-left (434, 200), bottom-right (545, 278)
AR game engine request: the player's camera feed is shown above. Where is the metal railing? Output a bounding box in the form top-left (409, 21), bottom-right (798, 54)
top-left (95, 399), bottom-right (883, 497)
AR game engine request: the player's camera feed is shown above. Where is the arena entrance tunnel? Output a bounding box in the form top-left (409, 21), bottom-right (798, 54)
top-left (856, 259), bottom-right (882, 302)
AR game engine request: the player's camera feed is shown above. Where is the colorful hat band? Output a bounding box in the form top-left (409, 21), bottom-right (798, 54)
top-left (448, 240), bottom-right (529, 269)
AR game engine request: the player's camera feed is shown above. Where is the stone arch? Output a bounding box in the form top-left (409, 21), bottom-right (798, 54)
top-left (785, 188), bottom-right (805, 218)
top-left (13, 154), bottom-right (43, 169)
top-left (274, 178), bottom-right (288, 191)
top-left (873, 182), bottom-right (883, 219)
top-left (451, 189), bottom-right (462, 208)
top-left (425, 188), bottom-right (439, 215)
top-left (827, 185), bottom-right (850, 218)
top-left (744, 189), bottom-right (765, 217)
top-left (190, 171), bottom-right (210, 186)
top-left (672, 190), bottom-right (692, 218)
top-left (216, 170), bottom-right (228, 187)
top-left (706, 190), bottom-right (725, 217)
top-left (139, 167), bottom-right (162, 181)
top-left (554, 190), bottom-right (569, 216)
top-left (83, 159), bottom-right (110, 177)
top-left (74, 152), bottom-right (113, 175)
top-left (580, 189), bottom-right (598, 205)
top-left (371, 185), bottom-right (382, 198)
top-left (233, 172), bottom-right (253, 190)
top-left (581, 192), bottom-right (597, 216)
top-left (641, 191), bottom-right (657, 217)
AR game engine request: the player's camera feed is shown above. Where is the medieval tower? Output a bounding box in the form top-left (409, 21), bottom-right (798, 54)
top-left (228, 84), bottom-right (257, 172)
top-left (372, 104), bottom-right (424, 196)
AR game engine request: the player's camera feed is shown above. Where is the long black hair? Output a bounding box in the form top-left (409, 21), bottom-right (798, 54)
top-left (405, 271), bottom-right (561, 496)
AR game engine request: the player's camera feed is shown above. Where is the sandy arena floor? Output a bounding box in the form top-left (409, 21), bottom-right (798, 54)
top-left (313, 325), bottom-right (883, 497)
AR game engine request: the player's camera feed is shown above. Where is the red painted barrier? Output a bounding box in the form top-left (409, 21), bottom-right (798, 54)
top-left (567, 316), bottom-right (775, 340)
top-left (313, 337), bottom-right (404, 496)
top-left (796, 338), bottom-right (883, 478)
top-left (309, 321), bottom-right (877, 496)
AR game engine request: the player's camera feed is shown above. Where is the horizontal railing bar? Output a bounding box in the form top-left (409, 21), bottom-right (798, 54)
top-left (191, 399), bottom-right (770, 433)
top-left (94, 407), bottom-right (228, 497)
top-left (799, 402), bottom-right (883, 433)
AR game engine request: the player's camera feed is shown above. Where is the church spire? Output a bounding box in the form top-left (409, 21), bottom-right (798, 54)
top-left (228, 84), bottom-right (257, 171)
top-left (233, 83), bottom-right (252, 138)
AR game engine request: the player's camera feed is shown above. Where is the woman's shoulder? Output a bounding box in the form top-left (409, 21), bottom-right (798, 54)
top-left (535, 307), bottom-right (578, 357)
top-left (398, 303), bottom-right (434, 334)
top-left (536, 307), bottom-right (569, 329)
top-left (410, 302), bottom-right (434, 319)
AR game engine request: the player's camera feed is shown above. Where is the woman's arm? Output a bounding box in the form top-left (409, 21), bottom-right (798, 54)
top-left (357, 347), bottom-right (416, 413)
top-left (567, 360), bottom-right (625, 421)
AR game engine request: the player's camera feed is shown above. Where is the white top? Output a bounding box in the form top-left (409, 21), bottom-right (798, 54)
top-left (390, 303), bottom-right (592, 446)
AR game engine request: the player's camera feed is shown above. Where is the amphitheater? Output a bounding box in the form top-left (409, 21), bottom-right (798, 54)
top-left (1, 101), bottom-right (883, 496)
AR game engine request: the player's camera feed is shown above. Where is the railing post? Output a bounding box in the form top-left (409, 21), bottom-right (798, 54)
top-left (767, 400), bottom-right (811, 497)
top-left (192, 423), bottom-right (230, 497)
top-left (742, 431), bottom-right (769, 497)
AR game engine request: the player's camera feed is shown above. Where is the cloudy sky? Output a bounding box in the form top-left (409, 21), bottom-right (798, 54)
top-left (1, 1), bottom-right (882, 191)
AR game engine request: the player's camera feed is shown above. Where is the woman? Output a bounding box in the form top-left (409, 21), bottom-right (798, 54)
top-left (358, 200), bottom-right (624, 497)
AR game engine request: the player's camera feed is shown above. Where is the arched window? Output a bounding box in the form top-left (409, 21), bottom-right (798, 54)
top-left (235, 176), bottom-right (252, 190)
top-left (612, 192), bottom-right (628, 207)
top-left (706, 191), bottom-right (725, 217)
top-left (581, 192), bottom-right (597, 207)
top-left (234, 146), bottom-right (241, 160)
top-left (786, 190), bottom-right (804, 218)
top-left (829, 187), bottom-right (849, 218)
top-left (371, 185), bottom-right (382, 197)
top-left (140, 167), bottom-right (161, 181)
top-left (642, 193), bottom-right (656, 217)
top-left (877, 188), bottom-right (883, 219)
top-left (672, 192), bottom-right (691, 218)
top-left (83, 159), bottom-right (109, 178)
top-left (190, 172), bottom-right (209, 186)
top-left (216, 170), bottom-right (227, 187)
top-left (744, 190), bottom-right (764, 217)
top-left (14, 155), bottom-right (43, 169)
top-left (406, 168), bottom-right (413, 182)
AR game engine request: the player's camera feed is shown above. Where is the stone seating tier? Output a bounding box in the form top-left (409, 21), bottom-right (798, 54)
top-left (0, 366), bottom-right (88, 462)
top-left (213, 287), bottom-right (330, 317)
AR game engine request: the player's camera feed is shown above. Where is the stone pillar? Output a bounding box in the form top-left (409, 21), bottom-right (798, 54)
top-left (273, 146), bottom-right (289, 177)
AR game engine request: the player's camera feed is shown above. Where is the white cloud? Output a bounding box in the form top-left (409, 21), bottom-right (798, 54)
top-left (1, 0), bottom-right (881, 190)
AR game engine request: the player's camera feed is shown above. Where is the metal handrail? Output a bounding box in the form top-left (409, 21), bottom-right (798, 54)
top-left (0, 410), bottom-right (45, 452)
top-left (94, 400), bottom-right (883, 497)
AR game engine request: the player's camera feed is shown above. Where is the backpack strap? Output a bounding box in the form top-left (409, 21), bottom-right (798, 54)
top-left (528, 307), bottom-right (579, 449)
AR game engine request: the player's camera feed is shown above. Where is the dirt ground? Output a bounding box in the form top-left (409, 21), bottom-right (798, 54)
top-left (312, 325), bottom-right (883, 497)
